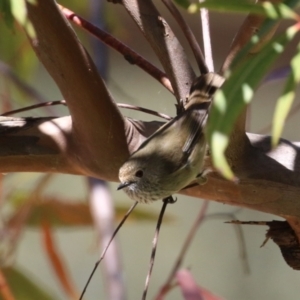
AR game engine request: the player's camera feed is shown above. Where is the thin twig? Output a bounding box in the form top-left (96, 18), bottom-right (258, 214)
top-left (0, 61), bottom-right (48, 104)
top-left (206, 212), bottom-right (250, 274)
top-left (0, 100), bottom-right (67, 116)
top-left (142, 196), bottom-right (174, 300)
top-left (79, 201), bottom-right (138, 300)
top-left (226, 220), bottom-right (271, 248)
top-left (118, 103), bottom-right (172, 120)
top-left (59, 5), bottom-right (174, 94)
top-left (1, 100), bottom-right (172, 120)
top-left (162, 0), bottom-right (208, 75)
top-left (199, 4), bottom-right (214, 72)
top-left (0, 61), bottom-right (56, 115)
top-left (88, 178), bottom-right (125, 300)
top-left (168, 201), bottom-right (208, 280)
top-left (225, 220), bottom-right (269, 226)
top-left (155, 200), bottom-right (208, 299)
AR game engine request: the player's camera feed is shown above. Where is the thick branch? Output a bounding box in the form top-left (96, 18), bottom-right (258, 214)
top-left (121, 0), bottom-right (196, 102)
top-left (184, 133), bottom-right (300, 218)
top-left (0, 116), bottom-right (77, 174)
top-left (60, 5), bottom-right (174, 94)
top-left (162, 0), bottom-right (208, 74)
top-left (3, 0), bottom-right (299, 235)
top-left (25, 0), bottom-right (129, 179)
top-left (0, 116), bottom-right (160, 177)
top-left (2, 117), bottom-right (300, 220)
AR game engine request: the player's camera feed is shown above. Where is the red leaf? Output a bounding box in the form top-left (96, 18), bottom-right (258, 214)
top-left (176, 269), bottom-right (224, 300)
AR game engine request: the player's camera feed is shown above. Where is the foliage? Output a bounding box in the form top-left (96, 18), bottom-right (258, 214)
top-left (271, 41), bottom-right (300, 146)
top-left (0, 267), bottom-right (56, 300)
top-left (188, 0), bottom-right (298, 18)
top-left (207, 24), bottom-right (299, 178)
top-left (205, 0), bottom-right (300, 178)
top-left (0, 0), bottom-right (13, 27)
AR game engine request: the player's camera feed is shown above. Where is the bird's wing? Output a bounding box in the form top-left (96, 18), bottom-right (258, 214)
top-left (181, 106), bottom-right (208, 155)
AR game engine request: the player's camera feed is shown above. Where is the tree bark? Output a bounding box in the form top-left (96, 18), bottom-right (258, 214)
top-left (1, 0), bottom-right (300, 238)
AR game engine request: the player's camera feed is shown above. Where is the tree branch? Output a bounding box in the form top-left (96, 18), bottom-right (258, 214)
top-left (162, 0), bottom-right (208, 74)
top-left (25, 0), bottom-right (130, 179)
top-left (0, 116), bottom-right (77, 174)
top-left (59, 5), bottom-right (174, 94)
top-left (120, 0), bottom-right (196, 103)
top-left (1, 0), bottom-right (300, 244)
top-left (183, 133), bottom-right (300, 219)
top-left (2, 116), bottom-right (300, 222)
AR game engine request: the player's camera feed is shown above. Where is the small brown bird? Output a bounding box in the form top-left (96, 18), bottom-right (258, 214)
top-left (118, 73), bottom-right (224, 203)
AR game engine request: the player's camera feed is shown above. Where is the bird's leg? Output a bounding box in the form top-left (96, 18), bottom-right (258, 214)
top-left (163, 196), bottom-right (177, 204)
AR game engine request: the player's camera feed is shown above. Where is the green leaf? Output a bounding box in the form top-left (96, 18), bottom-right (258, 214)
top-left (211, 131), bottom-right (235, 179)
top-left (10, 0), bottom-right (36, 38)
top-left (206, 25), bottom-right (299, 179)
top-left (0, 267), bottom-right (57, 300)
top-left (10, 0), bottom-right (27, 25)
top-left (188, 0), bottom-right (298, 19)
top-left (0, 0), bottom-right (14, 28)
top-left (203, 0), bottom-right (300, 71)
top-left (271, 41), bottom-right (300, 147)
top-left (174, 0), bottom-right (191, 9)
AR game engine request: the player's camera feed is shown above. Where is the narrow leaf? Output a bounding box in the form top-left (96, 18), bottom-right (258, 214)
top-left (204, 0), bottom-right (299, 72)
top-left (7, 194), bottom-right (166, 228)
top-left (1, 267), bottom-right (57, 300)
top-left (207, 25), bottom-right (299, 179)
top-left (0, 0), bottom-right (14, 28)
top-left (272, 41), bottom-right (300, 146)
top-left (10, 0), bottom-right (36, 38)
top-left (176, 269), bottom-right (224, 300)
top-left (188, 0), bottom-right (298, 20)
top-left (41, 221), bottom-right (78, 299)
top-left (10, 0), bottom-right (27, 25)
top-left (174, 0), bottom-right (191, 9)
top-left (211, 131), bottom-right (234, 179)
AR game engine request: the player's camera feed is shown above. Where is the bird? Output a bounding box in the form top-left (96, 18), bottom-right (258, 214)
top-left (118, 72), bottom-right (224, 203)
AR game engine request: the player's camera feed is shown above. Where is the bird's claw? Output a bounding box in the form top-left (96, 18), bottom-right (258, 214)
top-left (163, 196), bottom-right (177, 204)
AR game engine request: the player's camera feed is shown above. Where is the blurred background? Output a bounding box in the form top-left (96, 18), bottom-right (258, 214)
top-left (0, 1), bottom-right (300, 299)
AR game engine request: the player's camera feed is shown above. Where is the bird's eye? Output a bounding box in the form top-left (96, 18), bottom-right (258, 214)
top-left (135, 170), bottom-right (144, 178)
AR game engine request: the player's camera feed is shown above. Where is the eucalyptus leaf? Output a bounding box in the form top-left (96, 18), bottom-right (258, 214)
top-left (7, 193), bottom-right (168, 228)
top-left (229, 0), bottom-right (300, 70)
top-left (10, 0), bottom-right (27, 25)
top-left (271, 42), bottom-right (300, 147)
top-left (0, 0), bottom-right (14, 28)
top-left (207, 25), bottom-right (299, 179)
top-left (0, 267), bottom-right (57, 300)
top-left (10, 0), bottom-right (35, 38)
top-left (188, 0), bottom-right (298, 19)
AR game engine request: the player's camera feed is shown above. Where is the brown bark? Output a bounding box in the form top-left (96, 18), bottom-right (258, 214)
top-left (121, 0), bottom-right (196, 102)
top-left (25, 0), bottom-right (130, 180)
top-left (1, 0), bottom-right (300, 238)
top-left (2, 115), bottom-right (300, 220)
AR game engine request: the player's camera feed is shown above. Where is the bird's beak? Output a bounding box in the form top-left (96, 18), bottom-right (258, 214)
top-left (117, 182), bottom-right (132, 190)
